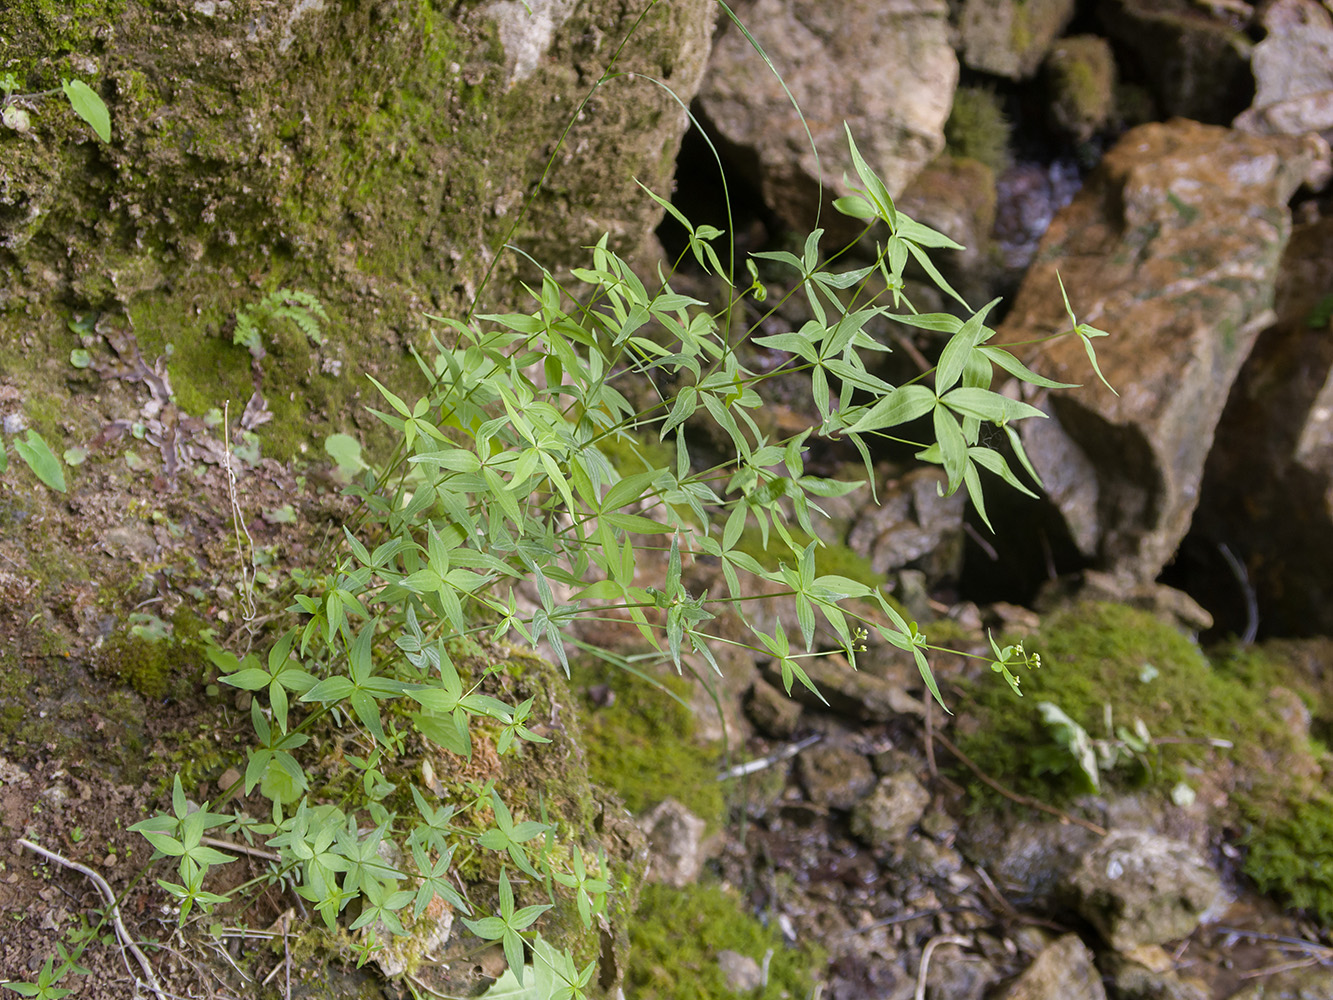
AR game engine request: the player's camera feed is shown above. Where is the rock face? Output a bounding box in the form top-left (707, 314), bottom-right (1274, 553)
top-left (849, 773), bottom-right (930, 848)
top-left (1098, 0), bottom-right (1254, 124)
top-left (698, 0), bottom-right (957, 232)
top-left (1234, 0), bottom-right (1333, 139)
top-left (0, 0), bottom-right (714, 438)
top-left (847, 467), bottom-right (967, 583)
top-left (1066, 830), bottom-right (1223, 952)
top-left (639, 798), bottom-right (708, 888)
top-left (957, 0), bottom-right (1076, 80)
top-left (1006, 119), bottom-right (1329, 584)
top-left (994, 934), bottom-right (1107, 1000)
top-left (1192, 218), bottom-right (1333, 636)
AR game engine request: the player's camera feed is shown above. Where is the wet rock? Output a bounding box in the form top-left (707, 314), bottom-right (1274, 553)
top-left (957, 0), bottom-right (1076, 80)
top-left (717, 949), bottom-right (763, 992)
top-left (745, 677), bottom-right (803, 739)
top-left (1098, 0), bottom-right (1254, 124)
top-left (1191, 217), bottom-right (1333, 636)
top-left (994, 933), bottom-right (1107, 1000)
top-left (846, 467), bottom-right (966, 583)
top-left (850, 774), bottom-right (930, 848)
top-left (1234, 0), bottom-right (1333, 139)
top-left (796, 741), bottom-right (876, 811)
top-left (1045, 35), bottom-right (1118, 141)
top-left (639, 798), bottom-right (707, 888)
top-left (1008, 120), bottom-right (1329, 585)
top-left (1066, 830), bottom-right (1223, 952)
top-left (698, 0), bottom-right (956, 232)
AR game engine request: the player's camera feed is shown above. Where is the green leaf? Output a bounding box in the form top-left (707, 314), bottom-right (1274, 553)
top-left (940, 387), bottom-right (1046, 424)
top-left (324, 433), bottom-right (367, 475)
top-left (61, 79), bottom-right (110, 142)
top-left (14, 430), bottom-right (66, 492)
top-left (843, 384), bottom-right (935, 434)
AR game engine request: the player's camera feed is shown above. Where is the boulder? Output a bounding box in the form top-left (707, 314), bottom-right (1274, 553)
top-left (896, 156), bottom-right (1000, 311)
top-left (957, 0), bottom-right (1076, 80)
top-left (993, 934), bottom-right (1107, 1000)
top-left (1234, 0), bottom-right (1333, 139)
top-left (639, 798), bottom-right (708, 887)
top-left (1007, 120), bottom-right (1329, 584)
top-left (698, 0), bottom-right (956, 232)
top-left (1066, 830), bottom-right (1223, 952)
top-left (1045, 35), bottom-right (1118, 140)
top-left (1098, 0), bottom-right (1254, 125)
top-left (1191, 218), bottom-right (1333, 636)
top-left (796, 741), bottom-right (876, 810)
top-left (850, 773), bottom-right (931, 847)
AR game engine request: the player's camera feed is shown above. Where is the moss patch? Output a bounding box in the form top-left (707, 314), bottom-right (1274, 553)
top-left (945, 87), bottom-right (1012, 175)
top-left (627, 881), bottom-right (823, 1000)
top-left (953, 602), bottom-right (1299, 800)
top-left (575, 660), bottom-right (725, 827)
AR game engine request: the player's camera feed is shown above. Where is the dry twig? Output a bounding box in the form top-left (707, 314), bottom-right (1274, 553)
top-left (18, 838), bottom-right (169, 1000)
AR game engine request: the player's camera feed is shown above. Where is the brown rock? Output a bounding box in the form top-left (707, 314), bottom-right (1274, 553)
top-left (1008, 120), bottom-right (1329, 584)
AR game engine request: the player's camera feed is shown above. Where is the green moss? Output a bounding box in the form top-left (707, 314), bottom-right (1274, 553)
top-left (945, 87), bottom-right (1012, 176)
top-left (575, 660), bottom-right (725, 827)
top-left (1241, 788), bottom-right (1333, 926)
top-left (954, 602), bottom-right (1297, 800)
top-left (96, 609), bottom-right (205, 699)
top-left (627, 881), bottom-right (824, 1000)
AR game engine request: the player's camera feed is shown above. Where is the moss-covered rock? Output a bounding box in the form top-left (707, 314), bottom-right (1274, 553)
top-left (1, 0), bottom-right (714, 462)
top-left (952, 602), bottom-right (1305, 800)
top-left (627, 881), bottom-right (824, 1000)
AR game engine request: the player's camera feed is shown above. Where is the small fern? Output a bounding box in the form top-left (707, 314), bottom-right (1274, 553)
top-left (232, 288), bottom-right (328, 354)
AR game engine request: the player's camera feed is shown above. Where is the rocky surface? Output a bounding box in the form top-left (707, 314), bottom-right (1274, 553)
top-left (5, 1), bottom-right (1333, 999)
top-left (698, 0), bottom-right (957, 232)
top-left (957, 0), bottom-right (1076, 80)
top-left (1234, 0), bottom-right (1333, 138)
top-left (1006, 119), bottom-right (1330, 584)
top-left (1191, 217), bottom-right (1333, 636)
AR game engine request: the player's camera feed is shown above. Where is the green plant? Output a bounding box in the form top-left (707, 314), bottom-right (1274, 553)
top-left (1, 72), bottom-right (110, 141)
top-left (231, 288), bottom-right (328, 357)
top-left (12, 10), bottom-right (1110, 998)
top-left (117, 121), bottom-right (1096, 986)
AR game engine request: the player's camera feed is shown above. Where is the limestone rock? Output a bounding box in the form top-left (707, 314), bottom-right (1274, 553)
top-left (639, 798), bottom-right (707, 888)
top-left (1007, 120), bottom-right (1329, 584)
top-left (1066, 830), bottom-right (1223, 952)
top-left (1192, 218), bottom-right (1333, 636)
top-left (994, 934), bottom-right (1107, 1000)
top-left (896, 157), bottom-right (1000, 317)
top-left (769, 650), bottom-right (926, 722)
top-left (1045, 35), bottom-right (1118, 140)
top-left (699, 0), bottom-right (956, 232)
top-left (850, 773), bottom-right (930, 847)
top-left (846, 467), bottom-right (966, 584)
top-left (1235, 0), bottom-right (1333, 139)
top-left (1098, 0), bottom-right (1253, 124)
top-left (923, 942), bottom-right (1001, 1000)
top-left (796, 741), bottom-right (876, 810)
top-left (745, 676), bottom-right (803, 739)
top-left (957, 0), bottom-right (1076, 80)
